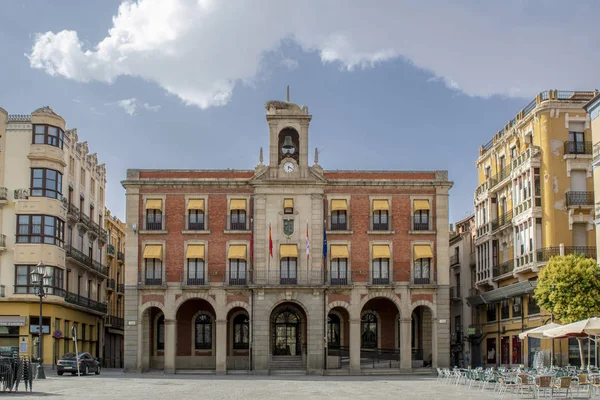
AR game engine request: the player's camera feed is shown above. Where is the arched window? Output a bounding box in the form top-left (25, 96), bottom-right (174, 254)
top-left (233, 314), bottom-right (249, 349)
top-left (327, 314), bottom-right (341, 348)
top-left (156, 315), bottom-right (165, 351)
top-left (195, 313), bottom-right (212, 350)
top-left (361, 312), bottom-right (377, 349)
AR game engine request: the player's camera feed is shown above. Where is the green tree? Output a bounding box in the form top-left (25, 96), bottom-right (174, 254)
top-left (534, 254), bottom-right (600, 367)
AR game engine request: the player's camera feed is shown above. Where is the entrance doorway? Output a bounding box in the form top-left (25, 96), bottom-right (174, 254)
top-left (272, 308), bottom-right (300, 355)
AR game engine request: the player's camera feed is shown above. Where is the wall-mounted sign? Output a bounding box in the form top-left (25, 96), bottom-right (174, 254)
top-left (127, 320), bottom-right (136, 326)
top-left (29, 325), bottom-right (50, 334)
top-left (0, 316), bottom-right (26, 326)
top-left (54, 330), bottom-right (63, 339)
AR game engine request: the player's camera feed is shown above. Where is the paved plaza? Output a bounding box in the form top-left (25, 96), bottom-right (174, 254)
top-left (15, 370), bottom-right (508, 399)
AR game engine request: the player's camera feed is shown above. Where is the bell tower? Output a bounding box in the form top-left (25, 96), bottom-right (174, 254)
top-left (265, 86), bottom-right (312, 178)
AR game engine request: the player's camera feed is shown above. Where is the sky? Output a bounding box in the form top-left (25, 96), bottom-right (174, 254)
top-left (1, 0), bottom-right (599, 222)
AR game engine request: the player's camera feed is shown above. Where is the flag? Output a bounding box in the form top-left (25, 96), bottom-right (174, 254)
top-left (71, 325), bottom-right (77, 341)
top-left (323, 221), bottom-right (327, 257)
top-left (306, 222), bottom-right (310, 259)
top-left (250, 218), bottom-right (254, 264)
top-left (269, 223), bottom-right (273, 257)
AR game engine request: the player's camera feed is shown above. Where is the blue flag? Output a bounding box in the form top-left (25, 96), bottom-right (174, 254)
top-left (323, 222), bottom-right (327, 257)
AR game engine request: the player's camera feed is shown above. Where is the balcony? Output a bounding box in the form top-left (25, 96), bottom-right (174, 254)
top-left (185, 278), bottom-right (206, 286)
top-left (450, 254), bottom-right (459, 267)
top-left (107, 278), bottom-right (115, 291)
top-left (143, 278), bottom-right (163, 286)
top-left (107, 244), bottom-right (115, 257)
top-left (0, 234), bottom-right (5, 251)
top-left (65, 245), bottom-right (109, 277)
top-left (369, 216), bottom-right (392, 232)
top-left (252, 270), bottom-right (324, 286)
top-left (188, 221), bottom-right (206, 231)
top-left (104, 315), bottom-right (124, 329)
top-left (78, 212), bottom-right (91, 231)
top-left (564, 141), bottom-right (592, 155)
top-left (225, 216), bottom-right (249, 231)
top-left (0, 187), bottom-right (7, 204)
top-left (413, 277), bottom-right (431, 285)
top-left (566, 191), bottom-right (594, 207)
top-left (330, 277), bottom-right (350, 286)
top-left (491, 210), bottom-right (513, 232)
top-left (117, 283), bottom-right (124, 293)
top-left (412, 215), bottom-right (432, 231)
top-left (565, 246), bottom-right (596, 259)
top-left (489, 164), bottom-right (512, 189)
top-left (65, 291), bottom-right (107, 314)
top-left (67, 203), bottom-right (80, 223)
top-left (492, 259), bottom-right (514, 278)
top-left (450, 286), bottom-right (461, 300)
top-left (117, 251), bottom-right (124, 264)
top-left (228, 277), bottom-right (247, 286)
top-left (144, 215), bottom-right (165, 231)
top-left (536, 247), bottom-right (561, 262)
top-left (330, 215), bottom-right (350, 231)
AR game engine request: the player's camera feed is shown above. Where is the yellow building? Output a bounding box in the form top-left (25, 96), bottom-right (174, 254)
top-left (0, 106), bottom-right (108, 368)
top-left (585, 94), bottom-right (600, 259)
top-left (104, 209), bottom-right (125, 368)
top-left (468, 90), bottom-right (598, 368)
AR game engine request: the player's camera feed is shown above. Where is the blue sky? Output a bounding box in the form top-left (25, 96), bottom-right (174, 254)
top-left (1, 0), bottom-right (599, 222)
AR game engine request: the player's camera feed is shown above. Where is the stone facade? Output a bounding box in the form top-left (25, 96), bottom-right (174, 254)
top-left (122, 97), bottom-right (453, 374)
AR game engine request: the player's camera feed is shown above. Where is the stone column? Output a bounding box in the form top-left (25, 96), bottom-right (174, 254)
top-left (164, 319), bottom-right (177, 374)
top-left (400, 318), bottom-right (412, 371)
top-left (431, 318), bottom-right (438, 368)
top-left (215, 319), bottom-right (227, 374)
top-left (349, 318), bottom-right (361, 374)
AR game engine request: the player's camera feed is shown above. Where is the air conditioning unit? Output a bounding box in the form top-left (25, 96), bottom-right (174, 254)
top-left (14, 189), bottom-right (29, 200)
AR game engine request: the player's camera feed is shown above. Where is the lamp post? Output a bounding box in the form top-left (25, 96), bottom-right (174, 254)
top-left (30, 261), bottom-right (51, 380)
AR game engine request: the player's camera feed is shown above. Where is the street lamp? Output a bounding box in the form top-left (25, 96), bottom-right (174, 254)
top-left (30, 261), bottom-right (52, 380)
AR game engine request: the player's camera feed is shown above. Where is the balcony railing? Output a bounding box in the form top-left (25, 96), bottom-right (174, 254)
top-left (492, 259), bottom-right (514, 278)
top-left (564, 141), bottom-right (592, 155)
top-left (252, 270), bottom-right (324, 286)
top-left (225, 216), bottom-right (249, 231)
top-left (369, 216), bottom-right (392, 231)
top-left (105, 315), bottom-right (124, 329)
top-left (65, 245), bottom-right (109, 276)
top-left (0, 187), bottom-right (7, 201)
top-left (489, 165), bottom-right (512, 188)
top-left (67, 203), bottom-right (80, 221)
top-left (107, 244), bottom-right (115, 257)
top-left (413, 277), bottom-right (431, 285)
top-left (565, 246), bottom-right (596, 259)
top-left (186, 278), bottom-right (206, 286)
top-left (536, 247), bottom-right (561, 262)
top-left (228, 277), bottom-right (247, 286)
top-left (65, 291), bottom-right (107, 314)
top-left (188, 222), bottom-right (205, 231)
top-left (144, 278), bottom-right (163, 286)
top-left (450, 254), bottom-right (459, 266)
top-left (117, 283), bottom-right (124, 293)
top-left (117, 251), bottom-right (124, 263)
top-left (145, 218), bottom-right (164, 231)
top-left (107, 279), bottom-right (115, 290)
top-left (0, 234), bottom-right (5, 249)
top-left (491, 210), bottom-right (513, 231)
top-left (79, 212), bottom-right (90, 227)
top-left (450, 286), bottom-right (461, 299)
top-left (330, 277), bottom-right (350, 286)
top-left (330, 215), bottom-right (350, 231)
top-left (566, 191), bottom-right (594, 207)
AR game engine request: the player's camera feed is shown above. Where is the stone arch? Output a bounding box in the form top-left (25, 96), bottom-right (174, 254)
top-left (269, 298), bottom-right (310, 319)
top-left (174, 292), bottom-right (218, 316)
top-left (326, 300), bottom-right (353, 319)
top-left (359, 291), bottom-right (402, 314)
top-left (410, 300), bottom-right (437, 319)
top-left (224, 301), bottom-right (250, 316)
top-left (139, 301), bottom-right (165, 319)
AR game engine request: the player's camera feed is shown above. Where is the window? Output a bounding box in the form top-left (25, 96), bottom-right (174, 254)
top-left (283, 199), bottom-right (294, 214)
top-left (195, 313), bottom-right (212, 350)
top-left (188, 210), bottom-right (205, 230)
top-left (230, 210), bottom-right (246, 230)
top-left (188, 258), bottom-right (205, 285)
top-left (527, 295), bottom-right (540, 315)
top-left (15, 265), bottom-right (63, 294)
top-left (81, 324), bottom-right (86, 341)
top-left (31, 168), bottom-right (63, 199)
top-left (414, 258), bottom-right (431, 284)
top-left (487, 303), bottom-right (497, 322)
top-left (327, 314), bottom-right (341, 348)
top-left (78, 231), bottom-right (84, 252)
top-left (372, 258), bottom-right (389, 285)
top-left (156, 315), bottom-right (165, 351)
top-left (97, 283), bottom-right (101, 302)
top-left (413, 210), bottom-right (429, 231)
top-left (568, 131), bottom-right (586, 154)
top-left (90, 178), bottom-right (95, 195)
top-left (16, 215), bottom-right (65, 246)
top-left (510, 147), bottom-right (517, 159)
top-left (229, 259), bottom-right (246, 285)
top-left (145, 258), bottom-right (162, 285)
top-left (513, 297), bottom-right (522, 318)
top-left (280, 257), bottom-right (297, 284)
top-left (372, 210), bottom-right (389, 231)
top-left (69, 156), bottom-right (75, 176)
top-left (233, 314), bottom-right (249, 349)
top-left (331, 210), bottom-right (347, 231)
top-left (146, 210), bottom-right (163, 231)
top-left (361, 312), bottom-right (377, 348)
top-left (330, 258), bottom-right (348, 285)
top-left (99, 187), bottom-right (104, 204)
top-left (32, 124), bottom-right (64, 149)
top-left (80, 167), bottom-right (85, 186)
top-left (501, 299), bottom-right (510, 319)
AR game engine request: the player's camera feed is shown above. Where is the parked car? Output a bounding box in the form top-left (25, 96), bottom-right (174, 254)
top-left (57, 352), bottom-right (101, 376)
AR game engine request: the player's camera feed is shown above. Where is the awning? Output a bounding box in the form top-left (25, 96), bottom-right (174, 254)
top-left (372, 244), bottom-right (390, 259)
top-left (0, 316), bottom-right (26, 326)
top-left (188, 199), bottom-right (204, 211)
top-left (331, 245), bottom-right (349, 259)
top-left (467, 281), bottom-right (537, 307)
top-left (228, 245), bottom-right (247, 260)
top-left (146, 199), bottom-right (162, 210)
top-left (230, 199), bottom-right (246, 211)
top-left (280, 244), bottom-right (298, 258)
top-left (186, 244), bottom-right (205, 259)
top-left (284, 199), bottom-right (294, 209)
top-left (331, 199), bottom-right (348, 211)
top-left (373, 199), bottom-right (389, 211)
top-left (143, 245), bottom-right (163, 260)
top-left (413, 244), bottom-right (433, 260)
top-left (414, 199), bottom-right (431, 211)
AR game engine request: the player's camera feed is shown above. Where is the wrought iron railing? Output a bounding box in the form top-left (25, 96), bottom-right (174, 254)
top-left (450, 254), bottom-right (459, 266)
top-left (105, 315), bottom-right (124, 329)
top-left (369, 216), bottom-right (392, 231)
top-left (65, 245), bottom-right (109, 276)
top-left (252, 270), bottom-right (324, 286)
top-left (491, 210), bottom-right (513, 231)
top-left (145, 218), bottom-right (164, 231)
top-left (566, 191), bottom-right (594, 206)
top-left (186, 278), bottom-right (206, 286)
top-left (330, 277), bottom-right (349, 286)
top-left (144, 278), bottom-right (163, 286)
top-left (330, 215), bottom-right (350, 231)
top-left (564, 141), bottom-right (592, 155)
top-left (107, 279), bottom-right (115, 290)
top-left (107, 244), bottom-right (115, 257)
top-left (0, 234), bottom-right (5, 248)
top-left (0, 187), bottom-right (7, 201)
top-left (188, 221), bottom-right (205, 231)
top-left (413, 277), bottom-right (431, 285)
top-left (117, 283), bottom-right (124, 293)
top-left (117, 251), bottom-right (124, 263)
top-left (65, 291), bottom-right (107, 313)
top-left (489, 165), bottom-right (512, 188)
top-left (536, 247), bottom-right (561, 262)
top-left (492, 259), bottom-right (514, 278)
top-left (228, 277), bottom-right (247, 286)
top-left (564, 246), bottom-right (596, 259)
top-left (226, 216), bottom-right (249, 231)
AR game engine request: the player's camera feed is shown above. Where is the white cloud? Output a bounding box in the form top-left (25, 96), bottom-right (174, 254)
top-left (105, 98), bottom-right (137, 115)
top-left (280, 58), bottom-right (298, 71)
top-left (27, 0), bottom-right (600, 108)
top-left (142, 103), bottom-right (161, 112)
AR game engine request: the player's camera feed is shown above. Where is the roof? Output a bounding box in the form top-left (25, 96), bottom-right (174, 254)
top-left (584, 92), bottom-right (600, 112)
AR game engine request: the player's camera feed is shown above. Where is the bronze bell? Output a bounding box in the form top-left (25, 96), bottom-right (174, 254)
top-left (282, 136), bottom-right (295, 154)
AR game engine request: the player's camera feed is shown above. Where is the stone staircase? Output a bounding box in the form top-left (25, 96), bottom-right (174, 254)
top-left (269, 355), bottom-right (307, 375)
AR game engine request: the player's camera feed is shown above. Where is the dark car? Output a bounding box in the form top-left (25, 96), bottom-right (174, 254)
top-left (57, 352), bottom-right (101, 376)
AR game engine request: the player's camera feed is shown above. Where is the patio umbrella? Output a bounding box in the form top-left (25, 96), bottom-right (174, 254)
top-left (543, 317), bottom-right (600, 369)
top-left (519, 322), bottom-right (562, 367)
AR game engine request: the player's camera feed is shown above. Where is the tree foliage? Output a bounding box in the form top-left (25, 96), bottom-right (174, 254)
top-left (534, 254), bottom-right (600, 324)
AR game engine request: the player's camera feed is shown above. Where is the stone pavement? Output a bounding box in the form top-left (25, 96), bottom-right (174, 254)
top-left (16, 370), bottom-right (508, 399)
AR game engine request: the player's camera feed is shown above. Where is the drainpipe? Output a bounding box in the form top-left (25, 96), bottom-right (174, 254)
top-left (324, 288), bottom-right (328, 372)
top-left (250, 288), bottom-right (254, 373)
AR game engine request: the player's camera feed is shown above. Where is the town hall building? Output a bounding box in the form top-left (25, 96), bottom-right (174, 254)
top-left (121, 94), bottom-right (453, 374)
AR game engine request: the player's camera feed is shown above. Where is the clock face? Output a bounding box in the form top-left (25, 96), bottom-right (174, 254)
top-left (283, 162), bottom-right (295, 173)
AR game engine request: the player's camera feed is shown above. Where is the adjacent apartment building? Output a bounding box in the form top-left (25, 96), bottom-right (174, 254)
top-left (0, 106), bottom-right (108, 365)
top-left (448, 214), bottom-right (475, 368)
top-left (468, 90), bottom-right (597, 368)
top-left (122, 95), bottom-right (453, 374)
top-left (585, 95), bottom-right (600, 262)
top-left (104, 209), bottom-right (125, 368)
